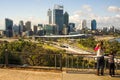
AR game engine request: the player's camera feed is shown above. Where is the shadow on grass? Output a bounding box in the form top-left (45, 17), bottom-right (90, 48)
top-left (66, 70), bottom-right (95, 74)
top-left (66, 70), bottom-right (120, 78)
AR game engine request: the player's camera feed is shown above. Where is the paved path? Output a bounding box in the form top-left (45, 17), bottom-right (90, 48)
top-left (62, 71), bottom-right (120, 80)
top-left (0, 69), bottom-right (120, 80)
top-left (0, 69), bottom-right (61, 80)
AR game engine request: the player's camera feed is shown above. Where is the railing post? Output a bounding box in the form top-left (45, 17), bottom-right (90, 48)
top-left (60, 54), bottom-right (62, 71)
top-left (68, 55), bottom-right (69, 68)
top-left (55, 54), bottom-right (57, 69)
top-left (72, 56), bottom-right (73, 68)
top-left (5, 49), bottom-right (8, 67)
top-left (88, 57), bottom-right (90, 69)
top-left (82, 60), bottom-right (85, 69)
top-left (77, 55), bottom-right (79, 70)
top-left (66, 54), bottom-right (67, 68)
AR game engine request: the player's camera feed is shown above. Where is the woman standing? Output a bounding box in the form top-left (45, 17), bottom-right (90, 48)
top-left (95, 41), bottom-right (105, 76)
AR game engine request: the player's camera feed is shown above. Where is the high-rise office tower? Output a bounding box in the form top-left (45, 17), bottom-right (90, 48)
top-left (53, 5), bottom-right (64, 34)
top-left (64, 12), bottom-right (69, 26)
top-left (80, 20), bottom-right (87, 30)
top-left (19, 21), bottom-right (24, 27)
top-left (13, 24), bottom-right (19, 36)
top-left (25, 21), bottom-right (31, 31)
top-left (19, 20), bottom-right (24, 36)
top-left (5, 18), bottom-right (13, 37)
top-left (33, 25), bottom-right (38, 35)
top-left (82, 20), bottom-right (87, 30)
top-left (63, 12), bottom-right (69, 35)
top-left (91, 19), bottom-right (97, 30)
top-left (109, 26), bottom-right (115, 32)
top-left (47, 9), bottom-right (52, 24)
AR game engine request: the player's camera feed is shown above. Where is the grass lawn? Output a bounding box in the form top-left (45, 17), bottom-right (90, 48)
top-left (43, 44), bottom-right (59, 51)
top-left (75, 43), bottom-right (94, 53)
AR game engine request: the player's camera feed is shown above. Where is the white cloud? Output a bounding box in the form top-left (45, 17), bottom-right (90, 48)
top-left (108, 6), bottom-right (120, 13)
top-left (82, 5), bottom-right (92, 12)
top-left (70, 14), bottom-right (81, 23)
top-left (74, 11), bottom-right (84, 16)
top-left (70, 8), bottom-right (120, 29)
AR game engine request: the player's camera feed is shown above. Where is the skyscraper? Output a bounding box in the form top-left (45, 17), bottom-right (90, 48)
top-left (5, 18), bottom-right (13, 37)
top-left (47, 9), bottom-right (52, 24)
top-left (25, 21), bottom-right (31, 31)
top-left (63, 12), bottom-right (69, 35)
top-left (82, 20), bottom-right (87, 30)
top-left (53, 5), bottom-right (64, 34)
top-left (19, 20), bottom-right (24, 36)
top-left (33, 25), bottom-right (38, 35)
top-left (13, 24), bottom-right (19, 36)
top-left (64, 12), bottom-right (69, 26)
top-left (91, 19), bottom-right (97, 30)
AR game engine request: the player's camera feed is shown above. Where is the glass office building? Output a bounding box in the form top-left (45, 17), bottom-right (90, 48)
top-left (53, 5), bottom-right (64, 35)
top-left (64, 12), bottom-right (69, 26)
top-left (44, 24), bottom-right (57, 35)
top-left (5, 18), bottom-right (13, 37)
top-left (91, 19), bottom-right (97, 30)
top-left (25, 21), bottom-right (31, 31)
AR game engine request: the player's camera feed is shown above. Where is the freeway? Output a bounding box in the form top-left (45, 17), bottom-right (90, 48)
top-left (67, 46), bottom-right (92, 54)
top-left (51, 42), bottom-right (93, 54)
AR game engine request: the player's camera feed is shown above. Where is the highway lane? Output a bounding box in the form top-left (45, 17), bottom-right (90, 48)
top-left (51, 42), bottom-right (93, 54)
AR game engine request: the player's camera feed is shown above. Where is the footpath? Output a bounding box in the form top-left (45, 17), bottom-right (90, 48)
top-left (0, 69), bottom-right (120, 80)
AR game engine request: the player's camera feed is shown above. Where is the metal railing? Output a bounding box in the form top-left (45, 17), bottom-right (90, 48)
top-left (0, 52), bottom-right (62, 71)
top-left (0, 52), bottom-right (120, 73)
top-left (64, 53), bottom-right (120, 74)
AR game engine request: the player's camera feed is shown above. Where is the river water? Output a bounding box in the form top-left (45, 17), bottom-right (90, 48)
top-left (110, 38), bottom-right (120, 43)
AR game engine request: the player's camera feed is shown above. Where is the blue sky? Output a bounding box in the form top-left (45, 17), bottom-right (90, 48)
top-left (0, 0), bottom-right (120, 30)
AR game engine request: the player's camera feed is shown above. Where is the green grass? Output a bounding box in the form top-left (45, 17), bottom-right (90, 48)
top-left (36, 42), bottom-right (60, 51)
top-left (76, 43), bottom-right (88, 50)
top-left (43, 44), bottom-right (59, 51)
top-left (75, 43), bottom-right (94, 52)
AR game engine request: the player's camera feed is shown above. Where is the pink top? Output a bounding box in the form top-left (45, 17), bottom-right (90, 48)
top-left (94, 43), bottom-right (104, 57)
top-left (94, 45), bottom-right (100, 51)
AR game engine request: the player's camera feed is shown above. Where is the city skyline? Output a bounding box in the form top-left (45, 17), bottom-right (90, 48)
top-left (0, 0), bottom-right (120, 30)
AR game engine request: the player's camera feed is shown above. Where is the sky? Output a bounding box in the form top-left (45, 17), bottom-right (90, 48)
top-left (0, 0), bottom-right (120, 30)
